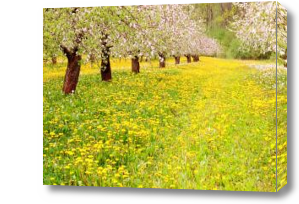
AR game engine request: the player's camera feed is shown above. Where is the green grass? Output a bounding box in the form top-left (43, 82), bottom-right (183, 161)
top-left (43, 57), bottom-right (287, 191)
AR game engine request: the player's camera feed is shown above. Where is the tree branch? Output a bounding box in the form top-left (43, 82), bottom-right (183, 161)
top-left (60, 44), bottom-right (72, 59)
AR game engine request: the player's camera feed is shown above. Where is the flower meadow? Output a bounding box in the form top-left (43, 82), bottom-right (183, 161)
top-left (43, 57), bottom-right (287, 191)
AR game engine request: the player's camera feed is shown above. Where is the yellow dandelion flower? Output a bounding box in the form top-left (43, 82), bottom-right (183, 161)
top-left (85, 171), bottom-right (92, 175)
top-left (67, 151), bottom-right (74, 156)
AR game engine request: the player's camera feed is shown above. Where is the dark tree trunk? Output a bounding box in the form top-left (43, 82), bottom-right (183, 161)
top-left (60, 21), bottom-right (84, 94)
top-left (101, 54), bottom-right (112, 81)
top-left (159, 53), bottom-right (166, 68)
top-left (192, 55), bottom-right (200, 62)
top-left (100, 34), bottom-right (112, 81)
top-left (174, 56), bottom-right (180, 65)
top-left (62, 50), bottom-right (81, 94)
top-left (185, 54), bottom-right (191, 63)
top-left (282, 48), bottom-right (287, 67)
top-left (52, 57), bottom-right (57, 64)
top-left (131, 56), bottom-right (140, 73)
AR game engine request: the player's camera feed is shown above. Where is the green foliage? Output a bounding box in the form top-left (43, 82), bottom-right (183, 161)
top-left (207, 28), bottom-right (237, 58)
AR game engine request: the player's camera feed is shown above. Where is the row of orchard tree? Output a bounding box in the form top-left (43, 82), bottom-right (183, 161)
top-left (43, 2), bottom-right (287, 95)
top-left (43, 5), bottom-right (220, 94)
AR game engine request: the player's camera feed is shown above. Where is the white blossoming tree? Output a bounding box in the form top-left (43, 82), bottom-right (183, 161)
top-left (43, 5), bottom-right (221, 94)
top-left (43, 8), bottom-right (95, 94)
top-left (43, 7), bottom-right (136, 93)
top-left (109, 4), bottom-right (216, 69)
top-left (231, 2), bottom-right (287, 66)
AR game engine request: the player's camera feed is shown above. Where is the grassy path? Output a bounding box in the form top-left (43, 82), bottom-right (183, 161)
top-left (43, 57), bottom-right (286, 191)
top-left (156, 59), bottom-right (276, 191)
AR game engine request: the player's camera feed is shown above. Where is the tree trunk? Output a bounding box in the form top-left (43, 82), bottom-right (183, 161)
top-left (220, 3), bottom-right (232, 26)
top-left (282, 48), bottom-right (287, 67)
top-left (131, 56), bottom-right (140, 73)
top-left (62, 52), bottom-right (81, 94)
top-left (206, 4), bottom-right (213, 28)
top-left (89, 54), bottom-right (96, 63)
top-left (159, 53), bottom-right (166, 68)
top-left (101, 54), bottom-right (112, 81)
top-left (174, 56), bottom-right (180, 65)
top-left (100, 34), bottom-right (112, 81)
top-left (209, 5), bottom-right (214, 28)
top-left (185, 54), bottom-right (191, 63)
top-left (221, 3), bottom-right (225, 14)
top-left (192, 55), bottom-right (200, 62)
top-left (52, 57), bottom-right (57, 64)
